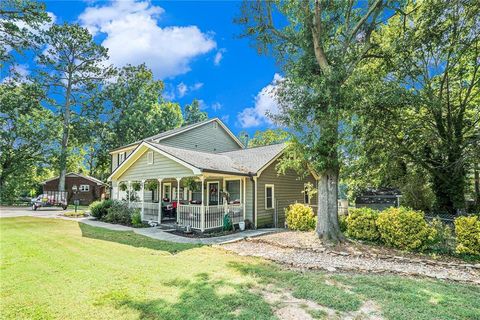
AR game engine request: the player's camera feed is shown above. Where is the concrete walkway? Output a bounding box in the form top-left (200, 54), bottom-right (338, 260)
top-left (80, 218), bottom-right (281, 244)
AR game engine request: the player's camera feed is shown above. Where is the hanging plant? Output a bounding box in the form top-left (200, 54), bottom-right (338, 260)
top-left (132, 182), bottom-right (141, 191)
top-left (183, 177), bottom-right (199, 191)
top-left (119, 182), bottom-right (128, 191)
top-left (146, 180), bottom-right (157, 191)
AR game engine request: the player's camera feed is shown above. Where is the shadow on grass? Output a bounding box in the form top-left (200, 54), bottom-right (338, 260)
top-left (79, 223), bottom-right (202, 254)
top-left (230, 261), bottom-right (480, 320)
top-left (98, 272), bottom-right (275, 319)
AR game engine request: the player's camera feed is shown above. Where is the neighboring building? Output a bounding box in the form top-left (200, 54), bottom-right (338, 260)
top-left (108, 118), bottom-right (318, 231)
top-left (41, 173), bottom-right (108, 205)
top-left (355, 188), bottom-right (401, 211)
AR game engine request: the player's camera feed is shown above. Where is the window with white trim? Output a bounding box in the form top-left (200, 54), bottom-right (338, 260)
top-left (147, 151), bottom-right (154, 164)
top-left (79, 185), bottom-right (90, 192)
top-left (119, 152), bottom-right (126, 164)
top-left (304, 184), bottom-right (310, 204)
top-left (265, 184), bottom-right (274, 209)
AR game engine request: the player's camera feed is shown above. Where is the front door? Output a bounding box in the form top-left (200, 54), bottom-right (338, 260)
top-left (207, 182), bottom-right (219, 205)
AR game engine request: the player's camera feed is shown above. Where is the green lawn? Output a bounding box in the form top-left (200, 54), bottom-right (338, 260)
top-left (1, 217), bottom-right (479, 320)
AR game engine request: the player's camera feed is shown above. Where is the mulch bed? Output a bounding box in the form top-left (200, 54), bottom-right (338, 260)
top-left (220, 231), bottom-right (480, 284)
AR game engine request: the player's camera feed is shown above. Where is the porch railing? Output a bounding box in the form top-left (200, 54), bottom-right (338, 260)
top-left (178, 204), bottom-right (202, 229)
top-left (178, 204), bottom-right (244, 231)
top-left (128, 201), bottom-right (159, 221)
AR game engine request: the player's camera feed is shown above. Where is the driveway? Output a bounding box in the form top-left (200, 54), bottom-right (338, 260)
top-left (0, 206), bottom-right (66, 218)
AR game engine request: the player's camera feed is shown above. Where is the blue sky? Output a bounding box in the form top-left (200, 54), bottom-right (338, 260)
top-left (40, 0), bottom-right (282, 137)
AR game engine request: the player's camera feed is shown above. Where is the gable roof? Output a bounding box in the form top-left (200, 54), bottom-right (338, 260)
top-left (41, 172), bottom-right (107, 186)
top-left (108, 141), bottom-right (287, 181)
top-left (109, 118), bottom-right (244, 153)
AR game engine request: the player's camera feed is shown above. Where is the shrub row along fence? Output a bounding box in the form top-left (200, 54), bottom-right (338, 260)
top-left (285, 204), bottom-right (480, 256)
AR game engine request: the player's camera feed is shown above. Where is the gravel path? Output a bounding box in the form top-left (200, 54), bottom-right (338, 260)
top-left (220, 231), bottom-right (480, 284)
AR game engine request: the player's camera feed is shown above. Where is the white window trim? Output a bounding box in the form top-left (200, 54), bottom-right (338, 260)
top-left (79, 184), bottom-right (90, 192)
top-left (162, 182), bottom-right (172, 200)
top-left (304, 183), bottom-right (311, 205)
top-left (265, 184), bottom-right (274, 210)
top-left (224, 178), bottom-right (242, 203)
top-left (147, 151), bottom-right (154, 164)
top-left (207, 181), bottom-right (220, 205)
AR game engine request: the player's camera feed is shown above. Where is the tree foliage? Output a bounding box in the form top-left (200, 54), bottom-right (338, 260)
top-left (184, 99), bottom-right (208, 126)
top-left (0, 82), bottom-right (57, 202)
top-left (237, 0), bottom-right (399, 241)
top-left (36, 23), bottom-right (115, 191)
top-left (249, 128), bottom-right (290, 147)
top-left (353, 0), bottom-right (480, 214)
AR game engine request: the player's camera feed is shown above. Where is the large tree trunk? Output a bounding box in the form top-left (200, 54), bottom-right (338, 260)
top-left (431, 162), bottom-right (466, 214)
top-left (316, 168), bottom-right (344, 242)
top-left (58, 76), bottom-right (72, 192)
top-left (474, 162), bottom-right (480, 208)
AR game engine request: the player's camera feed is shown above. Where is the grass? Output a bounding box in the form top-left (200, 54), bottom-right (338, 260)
top-left (79, 223), bottom-right (201, 254)
top-left (67, 204), bottom-right (89, 211)
top-left (63, 210), bottom-right (88, 217)
top-left (1, 217), bottom-right (479, 320)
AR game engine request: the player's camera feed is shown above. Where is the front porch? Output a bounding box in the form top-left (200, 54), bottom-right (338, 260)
top-left (113, 175), bottom-right (246, 232)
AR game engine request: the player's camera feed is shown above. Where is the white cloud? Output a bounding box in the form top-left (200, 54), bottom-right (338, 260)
top-left (213, 48), bottom-right (226, 66)
top-left (78, 0), bottom-right (216, 79)
top-left (211, 102), bottom-right (222, 111)
top-left (176, 81), bottom-right (203, 98)
top-left (221, 114), bottom-right (230, 123)
top-left (237, 73), bottom-right (283, 128)
top-left (1, 64), bottom-right (30, 83)
top-left (177, 82), bottom-right (188, 98)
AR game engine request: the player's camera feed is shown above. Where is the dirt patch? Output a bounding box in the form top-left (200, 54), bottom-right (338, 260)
top-left (219, 231), bottom-right (480, 284)
top-left (256, 284), bottom-right (383, 320)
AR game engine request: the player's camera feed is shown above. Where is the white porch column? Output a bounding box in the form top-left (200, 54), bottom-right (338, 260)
top-left (243, 177), bottom-right (246, 220)
top-left (176, 177), bottom-right (181, 223)
top-left (157, 178), bottom-right (163, 224)
top-left (127, 181), bottom-right (132, 205)
top-left (141, 180), bottom-right (145, 220)
top-left (200, 176), bottom-right (205, 232)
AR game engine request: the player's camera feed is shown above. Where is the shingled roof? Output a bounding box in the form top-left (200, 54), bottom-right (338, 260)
top-left (146, 142), bottom-right (286, 176)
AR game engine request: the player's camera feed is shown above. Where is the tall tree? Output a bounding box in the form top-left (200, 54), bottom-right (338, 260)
top-left (237, 0), bottom-right (398, 241)
top-left (354, 0), bottom-right (479, 214)
top-left (184, 99), bottom-right (208, 125)
top-left (249, 128), bottom-right (290, 147)
top-left (0, 0), bottom-right (50, 63)
top-left (0, 82), bottom-right (57, 202)
top-left (92, 64), bottom-right (183, 178)
top-left (36, 23), bottom-right (114, 191)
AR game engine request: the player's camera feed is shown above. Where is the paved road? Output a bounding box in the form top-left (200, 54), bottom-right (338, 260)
top-left (0, 206), bottom-right (66, 218)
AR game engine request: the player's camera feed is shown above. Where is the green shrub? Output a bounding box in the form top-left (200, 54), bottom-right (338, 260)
top-left (376, 207), bottom-right (436, 251)
top-left (345, 208), bottom-right (380, 241)
top-left (89, 200), bottom-right (113, 219)
top-left (338, 214), bottom-right (347, 233)
top-left (454, 216), bottom-right (480, 255)
top-left (285, 203), bottom-right (316, 231)
top-left (429, 218), bottom-right (454, 254)
top-left (104, 201), bottom-right (134, 226)
top-left (131, 210), bottom-right (143, 228)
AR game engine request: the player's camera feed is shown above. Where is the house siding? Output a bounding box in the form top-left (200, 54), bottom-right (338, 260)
top-left (118, 150), bottom-right (194, 181)
top-left (159, 121), bottom-right (242, 153)
top-left (256, 159), bottom-right (317, 228)
top-left (245, 179), bottom-right (254, 222)
top-left (43, 175), bottom-right (106, 205)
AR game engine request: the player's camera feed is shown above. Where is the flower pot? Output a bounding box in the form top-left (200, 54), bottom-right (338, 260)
top-left (239, 221), bottom-right (245, 231)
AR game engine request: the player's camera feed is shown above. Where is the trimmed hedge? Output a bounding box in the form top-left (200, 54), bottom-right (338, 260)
top-left (454, 216), bottom-right (480, 255)
top-left (285, 203), bottom-right (316, 231)
top-left (376, 207), bottom-right (436, 251)
top-left (104, 201), bottom-right (135, 226)
top-left (345, 208), bottom-right (380, 241)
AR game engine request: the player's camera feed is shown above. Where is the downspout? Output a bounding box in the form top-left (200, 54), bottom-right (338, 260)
top-left (252, 175), bottom-right (258, 229)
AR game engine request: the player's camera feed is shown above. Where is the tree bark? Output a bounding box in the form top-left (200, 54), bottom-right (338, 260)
top-left (316, 168), bottom-right (344, 242)
top-left (58, 71), bottom-right (72, 192)
top-left (474, 162), bottom-right (479, 208)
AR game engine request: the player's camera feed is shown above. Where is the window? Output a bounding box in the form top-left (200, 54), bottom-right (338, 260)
top-left (147, 151), bottom-right (154, 164)
top-left (119, 152), bottom-right (126, 164)
top-left (226, 180), bottom-right (240, 204)
top-left (79, 185), bottom-right (90, 192)
top-left (304, 184), bottom-right (310, 204)
top-left (191, 182), bottom-right (202, 202)
top-left (162, 183), bottom-right (171, 201)
top-left (265, 184), bottom-right (274, 209)
top-left (172, 187), bottom-right (185, 201)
